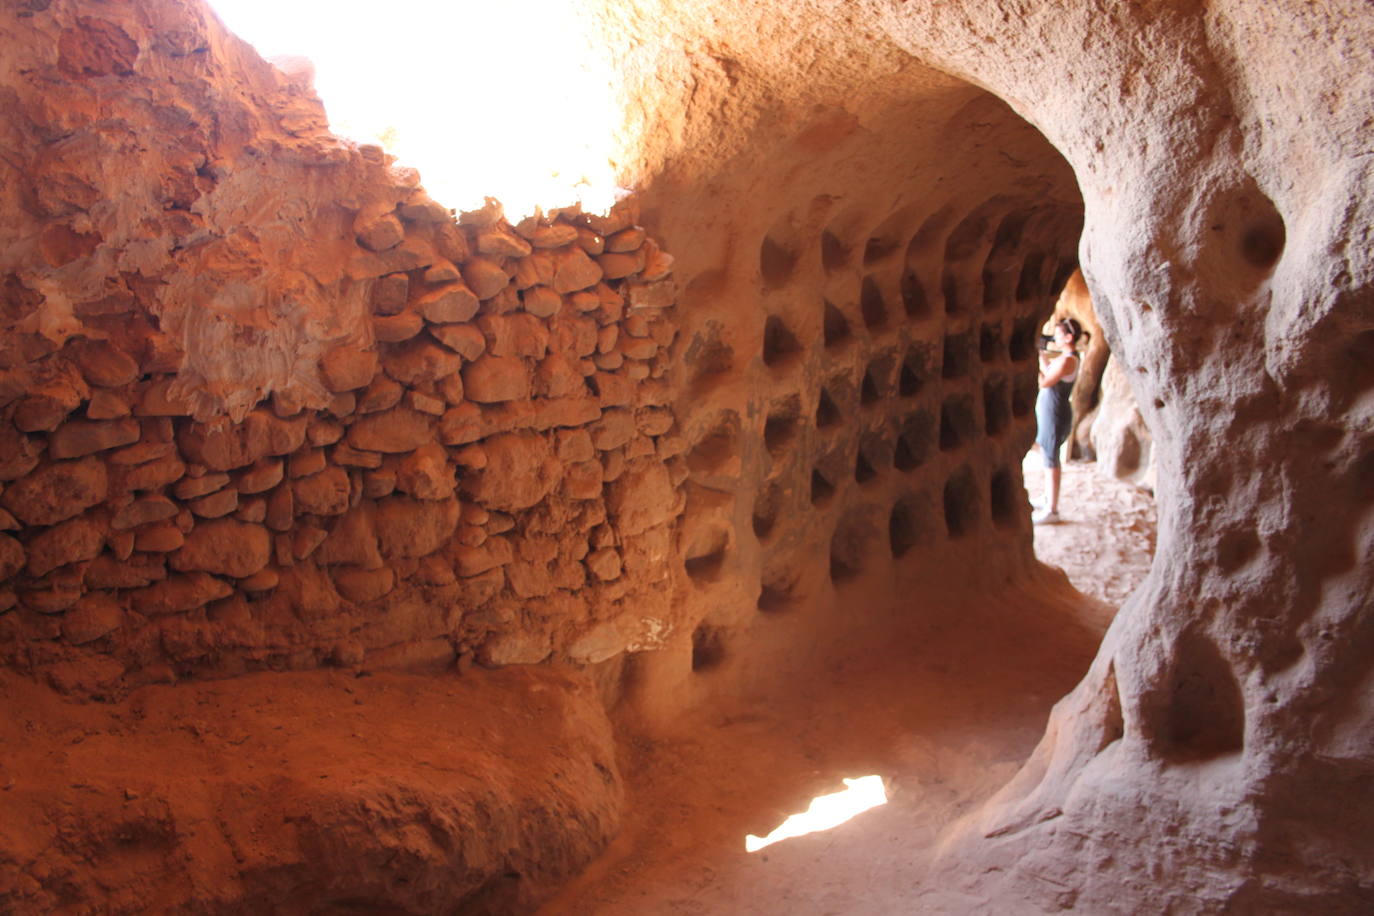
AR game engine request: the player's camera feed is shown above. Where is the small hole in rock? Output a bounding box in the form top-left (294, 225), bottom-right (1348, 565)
top-left (1011, 374), bottom-right (1037, 418)
top-left (763, 314), bottom-right (803, 368)
top-left (821, 230), bottom-right (849, 273)
top-left (685, 547), bottom-right (727, 583)
top-left (861, 367), bottom-right (882, 406)
top-left (758, 571), bottom-right (796, 613)
top-left (940, 394), bottom-right (977, 452)
top-left (990, 467), bottom-right (1017, 527)
top-left (764, 403), bottom-right (801, 459)
top-left (691, 625), bottom-right (727, 671)
top-left (811, 468), bottom-right (836, 506)
top-left (889, 497), bottom-right (924, 558)
top-left (983, 376), bottom-right (1010, 437)
top-left (760, 233), bottom-right (799, 290)
top-left (864, 236), bottom-right (898, 266)
top-left (900, 347), bottom-right (930, 397)
top-left (823, 301), bottom-right (853, 349)
top-left (830, 509), bottom-right (876, 585)
top-left (861, 276), bottom-right (888, 330)
top-left (894, 411), bottom-right (935, 471)
top-left (943, 466), bottom-right (980, 539)
top-left (687, 421), bottom-right (739, 477)
top-left (816, 388), bottom-right (842, 429)
top-left (942, 333), bottom-right (970, 380)
top-left (686, 326), bottom-right (735, 395)
top-left (981, 267), bottom-right (1010, 311)
top-left (854, 447), bottom-right (879, 485)
top-left (1009, 317), bottom-right (1038, 362)
top-left (941, 269), bottom-right (961, 315)
top-left (979, 323), bottom-right (1002, 363)
top-left (753, 484), bottom-right (781, 541)
top-left (901, 268), bottom-right (930, 319)
top-left (1016, 252), bottom-right (1045, 301)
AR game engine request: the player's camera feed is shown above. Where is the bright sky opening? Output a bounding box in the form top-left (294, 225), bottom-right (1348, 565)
top-left (745, 775), bottom-right (888, 853)
top-left (207, 0), bottom-right (622, 218)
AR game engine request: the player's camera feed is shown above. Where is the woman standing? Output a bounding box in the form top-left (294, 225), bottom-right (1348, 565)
top-left (1032, 318), bottom-right (1088, 524)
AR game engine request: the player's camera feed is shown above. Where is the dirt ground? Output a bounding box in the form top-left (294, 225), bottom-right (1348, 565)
top-left (540, 454), bottom-right (1157, 914)
top-left (1021, 449), bottom-right (1158, 611)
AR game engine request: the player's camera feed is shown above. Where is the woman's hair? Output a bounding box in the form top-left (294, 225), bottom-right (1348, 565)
top-left (1056, 317), bottom-right (1090, 346)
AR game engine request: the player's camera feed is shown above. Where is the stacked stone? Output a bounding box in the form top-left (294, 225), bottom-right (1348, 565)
top-left (0, 195), bottom-right (686, 682)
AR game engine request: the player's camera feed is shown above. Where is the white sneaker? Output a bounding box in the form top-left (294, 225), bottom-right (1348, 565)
top-left (1032, 507), bottom-right (1060, 525)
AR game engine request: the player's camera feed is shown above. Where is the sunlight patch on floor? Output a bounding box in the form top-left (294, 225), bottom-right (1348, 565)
top-left (745, 775), bottom-right (888, 853)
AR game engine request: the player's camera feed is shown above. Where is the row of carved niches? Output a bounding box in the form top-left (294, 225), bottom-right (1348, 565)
top-left (764, 302), bottom-right (1064, 380)
top-left (762, 202), bottom-right (1077, 320)
top-left (735, 458), bottom-right (1029, 624)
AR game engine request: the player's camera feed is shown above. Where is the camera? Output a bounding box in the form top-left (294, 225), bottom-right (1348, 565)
top-left (1038, 334), bottom-right (1055, 351)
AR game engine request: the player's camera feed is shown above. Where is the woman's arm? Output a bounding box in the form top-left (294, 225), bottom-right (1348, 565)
top-left (1038, 352), bottom-right (1078, 388)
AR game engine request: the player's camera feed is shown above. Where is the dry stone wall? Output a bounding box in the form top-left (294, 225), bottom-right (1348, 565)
top-left (0, 1), bottom-right (686, 693)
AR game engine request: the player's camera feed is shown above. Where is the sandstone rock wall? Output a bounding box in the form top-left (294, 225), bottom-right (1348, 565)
top-left (0, 0), bottom-right (686, 694)
top-left (592, 0), bottom-right (1374, 909)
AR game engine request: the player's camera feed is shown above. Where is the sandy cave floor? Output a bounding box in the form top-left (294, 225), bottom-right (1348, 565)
top-left (540, 456), bottom-right (1157, 914)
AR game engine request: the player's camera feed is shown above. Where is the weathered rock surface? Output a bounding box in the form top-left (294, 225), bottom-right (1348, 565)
top-left (0, 667), bottom-right (621, 915)
top-left (0, 0), bottom-right (1369, 912)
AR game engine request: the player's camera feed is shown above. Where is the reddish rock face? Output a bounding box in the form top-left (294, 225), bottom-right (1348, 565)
top-left (171, 518), bottom-right (271, 579)
top-left (1, 0), bottom-right (1369, 912)
top-left (2, 457), bottom-right (108, 526)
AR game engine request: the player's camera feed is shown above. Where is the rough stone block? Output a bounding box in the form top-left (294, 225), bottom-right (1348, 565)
top-left (86, 553), bottom-right (165, 589)
top-left (187, 484), bottom-right (239, 518)
top-left (71, 340), bottom-right (139, 388)
top-left (452, 535), bottom-right (513, 577)
top-left (112, 495), bottom-right (178, 530)
top-left (178, 410), bottom-right (307, 472)
top-left (429, 322), bottom-right (486, 361)
top-left (347, 406), bottom-right (433, 453)
top-left (237, 458), bottom-right (284, 495)
top-left (408, 390), bottom-right (446, 416)
top-left (134, 522), bottom-right (184, 553)
top-left (354, 209), bottom-right (404, 252)
top-left (135, 379), bottom-right (194, 417)
top-left (415, 282), bottom-right (480, 324)
top-left (2, 456), bottom-right (108, 526)
top-left (172, 518), bottom-right (271, 578)
top-left (586, 547), bottom-right (622, 581)
top-left (396, 443), bottom-right (455, 500)
top-left (320, 346), bottom-right (379, 392)
top-left (294, 466), bottom-right (352, 516)
top-left (61, 593), bottom-right (123, 645)
top-left (606, 458), bottom-right (676, 536)
top-left (460, 432), bottom-right (562, 511)
top-left (373, 310), bottom-right (425, 342)
top-left (174, 471), bottom-right (229, 501)
top-left (590, 408), bottom-right (636, 451)
top-left (473, 224), bottom-right (530, 258)
top-left (462, 256), bottom-right (509, 300)
top-left (372, 272), bottom-right (410, 315)
top-left (24, 519), bottom-right (102, 577)
top-left (86, 390), bottom-right (131, 420)
top-left (522, 285), bottom-right (563, 318)
top-left (479, 313), bottom-right (550, 359)
top-left (335, 565), bottom-right (396, 603)
top-left (114, 456), bottom-right (185, 493)
top-left (131, 572), bottom-right (232, 616)
top-left (385, 337), bottom-right (463, 387)
top-left (462, 355), bottom-right (531, 403)
top-left (551, 246), bottom-right (604, 293)
top-left (424, 259), bottom-right (462, 284)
